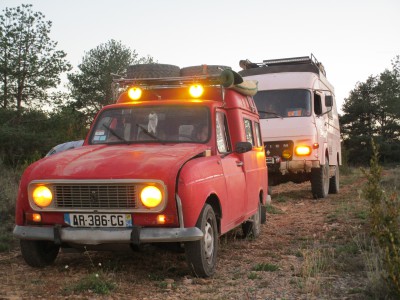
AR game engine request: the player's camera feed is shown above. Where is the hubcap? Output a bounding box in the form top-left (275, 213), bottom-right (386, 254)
top-left (203, 221), bottom-right (214, 262)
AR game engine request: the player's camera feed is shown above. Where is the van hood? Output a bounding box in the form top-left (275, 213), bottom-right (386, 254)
top-left (261, 117), bottom-right (316, 140)
top-left (26, 144), bottom-right (209, 182)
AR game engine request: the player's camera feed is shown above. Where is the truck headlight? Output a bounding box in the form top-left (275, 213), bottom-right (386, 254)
top-left (32, 186), bottom-right (53, 208)
top-left (140, 186), bottom-right (162, 208)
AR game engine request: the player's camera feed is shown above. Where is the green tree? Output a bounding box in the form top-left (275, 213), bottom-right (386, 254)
top-left (68, 39), bottom-right (153, 120)
top-left (0, 4), bottom-right (71, 109)
top-left (341, 57), bottom-right (400, 164)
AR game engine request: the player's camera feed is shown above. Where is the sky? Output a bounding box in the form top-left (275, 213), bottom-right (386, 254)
top-left (1, 0), bottom-right (400, 113)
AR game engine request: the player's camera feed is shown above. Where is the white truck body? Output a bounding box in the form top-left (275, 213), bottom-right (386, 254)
top-left (239, 55), bottom-right (341, 198)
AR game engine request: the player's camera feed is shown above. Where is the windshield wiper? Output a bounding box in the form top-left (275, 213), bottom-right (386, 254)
top-left (102, 124), bottom-right (129, 143)
top-left (136, 123), bottom-right (163, 142)
top-left (258, 110), bottom-right (284, 119)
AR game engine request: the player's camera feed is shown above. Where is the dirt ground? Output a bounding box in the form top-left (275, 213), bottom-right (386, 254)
top-left (0, 173), bottom-right (370, 300)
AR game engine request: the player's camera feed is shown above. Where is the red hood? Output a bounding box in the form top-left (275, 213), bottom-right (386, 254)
top-left (26, 143), bottom-right (209, 182)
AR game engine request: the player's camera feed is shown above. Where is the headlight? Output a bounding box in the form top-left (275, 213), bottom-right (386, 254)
top-left (295, 146), bottom-right (311, 156)
top-left (140, 186), bottom-right (162, 208)
top-left (32, 186), bottom-right (53, 208)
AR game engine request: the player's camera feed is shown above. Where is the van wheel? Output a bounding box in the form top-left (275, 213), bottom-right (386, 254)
top-left (242, 202), bottom-right (261, 238)
top-left (311, 155), bottom-right (330, 199)
top-left (185, 204), bottom-right (218, 277)
top-left (329, 164), bottom-right (340, 194)
top-left (20, 240), bottom-right (60, 267)
top-left (126, 64), bottom-right (180, 79)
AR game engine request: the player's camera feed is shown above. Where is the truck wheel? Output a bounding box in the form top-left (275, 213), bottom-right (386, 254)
top-left (311, 155), bottom-right (330, 199)
top-left (180, 65), bottom-right (231, 77)
top-left (126, 64), bottom-right (180, 79)
top-left (329, 164), bottom-right (340, 194)
top-left (185, 204), bottom-right (218, 277)
top-left (242, 202), bottom-right (261, 238)
top-left (20, 240), bottom-right (60, 267)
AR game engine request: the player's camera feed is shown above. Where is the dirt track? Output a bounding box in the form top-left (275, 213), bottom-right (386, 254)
top-left (0, 176), bottom-right (369, 299)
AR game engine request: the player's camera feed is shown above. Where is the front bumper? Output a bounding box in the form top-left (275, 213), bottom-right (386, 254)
top-left (13, 225), bottom-right (203, 245)
top-left (267, 158), bottom-right (320, 175)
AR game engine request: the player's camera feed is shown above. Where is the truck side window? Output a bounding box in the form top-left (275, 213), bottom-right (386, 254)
top-left (254, 122), bottom-right (262, 147)
top-left (244, 118), bottom-right (254, 146)
top-left (314, 93), bottom-right (322, 115)
top-left (327, 96), bottom-right (334, 119)
top-left (216, 112), bottom-right (231, 153)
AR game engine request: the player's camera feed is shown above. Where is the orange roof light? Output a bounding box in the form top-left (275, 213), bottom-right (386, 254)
top-left (127, 87), bottom-right (142, 100)
top-left (189, 84), bottom-right (204, 98)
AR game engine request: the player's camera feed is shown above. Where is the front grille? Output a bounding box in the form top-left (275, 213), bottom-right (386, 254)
top-left (54, 184), bottom-right (137, 209)
top-left (264, 140), bottom-right (293, 160)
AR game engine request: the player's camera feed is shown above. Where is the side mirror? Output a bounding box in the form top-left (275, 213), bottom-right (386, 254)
top-left (235, 141), bottom-right (253, 154)
top-left (325, 95), bottom-right (333, 107)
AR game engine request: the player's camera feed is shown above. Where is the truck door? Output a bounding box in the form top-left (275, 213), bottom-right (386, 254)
top-left (216, 111), bottom-right (246, 228)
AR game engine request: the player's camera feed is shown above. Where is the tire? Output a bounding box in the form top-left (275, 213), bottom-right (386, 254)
top-left (261, 188), bottom-right (272, 224)
top-left (311, 155), bottom-right (330, 199)
top-left (329, 164), bottom-right (340, 194)
top-left (126, 64), bottom-right (180, 79)
top-left (20, 240), bottom-right (60, 267)
top-left (261, 205), bottom-right (267, 224)
top-left (180, 65), bottom-right (231, 77)
top-left (242, 202), bottom-right (261, 238)
top-left (185, 204), bottom-right (218, 277)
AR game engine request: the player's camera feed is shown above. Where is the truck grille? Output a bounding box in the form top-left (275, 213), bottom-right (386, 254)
top-left (264, 140), bottom-right (293, 160)
top-left (54, 184), bottom-right (137, 209)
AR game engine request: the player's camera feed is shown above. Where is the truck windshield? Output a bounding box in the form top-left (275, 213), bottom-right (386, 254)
top-left (254, 89), bottom-right (312, 119)
top-left (89, 106), bottom-right (210, 144)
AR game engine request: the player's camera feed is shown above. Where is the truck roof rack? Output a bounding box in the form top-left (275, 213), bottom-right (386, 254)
top-left (239, 53), bottom-right (326, 77)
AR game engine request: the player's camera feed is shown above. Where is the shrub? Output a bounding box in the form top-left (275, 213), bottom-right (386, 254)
top-left (363, 140), bottom-right (400, 297)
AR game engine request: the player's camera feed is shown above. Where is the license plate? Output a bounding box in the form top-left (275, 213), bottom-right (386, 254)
top-left (64, 213), bottom-right (132, 228)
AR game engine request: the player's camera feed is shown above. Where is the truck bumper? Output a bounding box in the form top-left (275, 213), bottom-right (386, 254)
top-left (268, 158), bottom-right (320, 175)
top-left (13, 225), bottom-right (203, 245)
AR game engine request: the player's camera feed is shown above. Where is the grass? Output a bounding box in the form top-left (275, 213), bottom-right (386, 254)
top-left (63, 272), bottom-right (116, 295)
top-left (265, 204), bottom-right (283, 214)
top-left (252, 262), bottom-right (279, 272)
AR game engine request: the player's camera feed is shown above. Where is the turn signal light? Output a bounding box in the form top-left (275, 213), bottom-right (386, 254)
top-left (295, 146), bottom-right (312, 156)
top-left (282, 149), bottom-right (292, 159)
top-left (189, 84), bottom-right (204, 98)
top-left (156, 214), bottom-right (175, 225)
top-left (128, 87), bottom-right (142, 100)
top-left (26, 213), bottom-right (42, 223)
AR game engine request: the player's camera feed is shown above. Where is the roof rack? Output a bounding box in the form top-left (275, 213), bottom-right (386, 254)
top-left (239, 53), bottom-right (326, 76)
top-left (114, 74), bottom-right (223, 89)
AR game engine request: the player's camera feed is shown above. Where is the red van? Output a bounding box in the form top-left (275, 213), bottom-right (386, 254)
top-left (14, 66), bottom-right (268, 277)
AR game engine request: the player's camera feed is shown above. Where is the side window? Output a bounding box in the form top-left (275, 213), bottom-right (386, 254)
top-left (327, 95), bottom-right (334, 119)
top-left (254, 122), bottom-right (262, 147)
top-left (216, 112), bottom-right (231, 153)
top-left (314, 93), bottom-right (322, 115)
top-left (244, 118), bottom-right (254, 146)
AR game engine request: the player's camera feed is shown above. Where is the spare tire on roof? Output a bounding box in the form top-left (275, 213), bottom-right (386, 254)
top-left (180, 65), bottom-right (231, 77)
top-left (126, 64), bottom-right (180, 79)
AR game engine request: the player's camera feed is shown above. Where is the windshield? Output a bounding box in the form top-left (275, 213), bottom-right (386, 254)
top-left (254, 89), bottom-right (312, 119)
top-left (89, 106), bottom-right (210, 144)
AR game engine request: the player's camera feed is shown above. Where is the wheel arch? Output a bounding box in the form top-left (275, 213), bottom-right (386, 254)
top-left (205, 193), bottom-right (222, 234)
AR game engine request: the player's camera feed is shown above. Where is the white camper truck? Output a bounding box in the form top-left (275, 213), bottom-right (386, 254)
top-left (239, 54), bottom-right (341, 198)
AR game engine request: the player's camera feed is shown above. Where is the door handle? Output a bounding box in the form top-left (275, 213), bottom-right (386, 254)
top-left (236, 161), bottom-right (244, 167)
